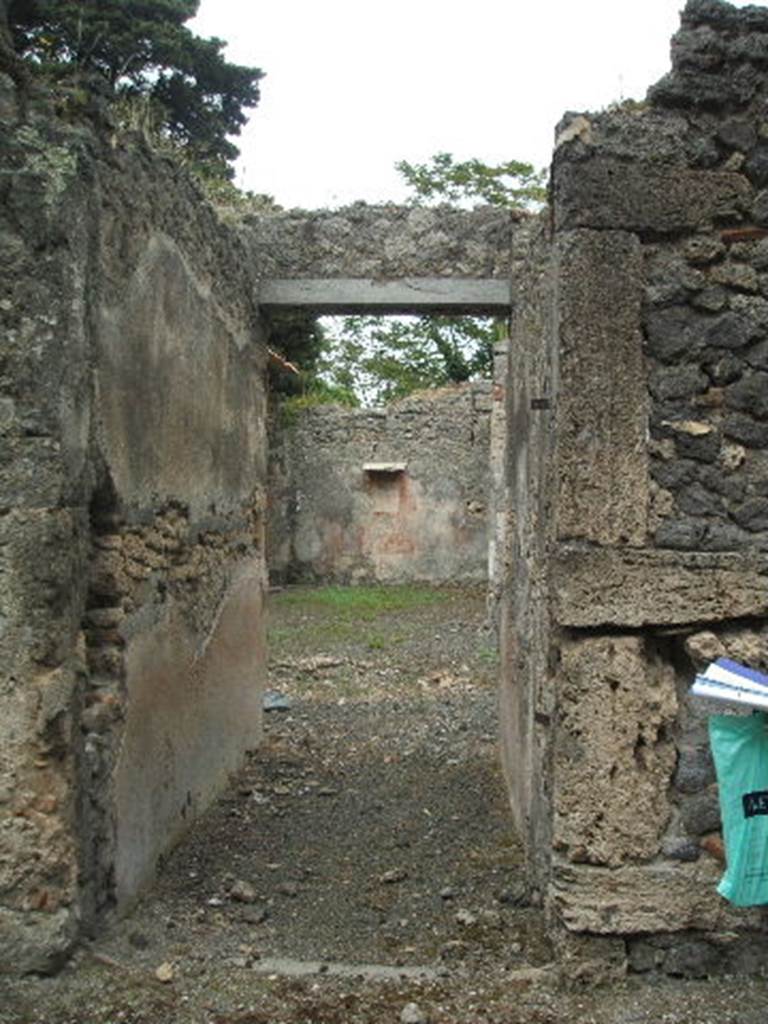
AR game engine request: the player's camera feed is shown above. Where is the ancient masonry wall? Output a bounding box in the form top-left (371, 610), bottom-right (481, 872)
top-left (268, 383), bottom-right (493, 586)
top-left (0, 80), bottom-right (267, 973)
top-left (500, 0), bottom-right (768, 979)
top-left (241, 203), bottom-right (517, 280)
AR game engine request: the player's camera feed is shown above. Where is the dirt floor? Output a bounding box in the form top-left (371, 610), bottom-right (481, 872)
top-left (4, 584), bottom-right (768, 1022)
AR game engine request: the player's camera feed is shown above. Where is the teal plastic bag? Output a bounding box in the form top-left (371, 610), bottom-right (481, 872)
top-left (709, 712), bottom-right (768, 906)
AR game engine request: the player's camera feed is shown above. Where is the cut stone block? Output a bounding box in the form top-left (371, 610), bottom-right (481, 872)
top-left (550, 860), bottom-right (764, 934)
top-left (554, 161), bottom-right (750, 234)
top-left (553, 635), bottom-right (677, 867)
top-left (554, 230), bottom-right (648, 547)
top-left (554, 546), bottom-right (768, 627)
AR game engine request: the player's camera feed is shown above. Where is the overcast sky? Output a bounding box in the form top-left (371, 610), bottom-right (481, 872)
top-left (191, 1), bottom-right (759, 210)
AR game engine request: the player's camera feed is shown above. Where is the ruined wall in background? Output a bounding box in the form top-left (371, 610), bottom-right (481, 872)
top-left (268, 383), bottom-right (492, 586)
top-left (500, 0), bottom-right (768, 980)
top-left (0, 78), bottom-right (267, 974)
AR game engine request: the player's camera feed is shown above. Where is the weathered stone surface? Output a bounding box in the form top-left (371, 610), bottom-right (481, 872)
top-left (662, 837), bottom-right (702, 862)
top-left (553, 547), bottom-right (768, 627)
top-left (628, 934), bottom-right (716, 978)
top-left (554, 230), bottom-right (648, 546)
top-left (553, 161), bottom-right (750, 234)
top-left (0, 908), bottom-right (77, 975)
top-left (706, 310), bottom-right (752, 350)
top-left (552, 636), bottom-right (677, 867)
top-left (242, 204), bottom-right (520, 280)
top-left (680, 786), bottom-right (721, 836)
top-left (717, 624), bottom-right (768, 669)
top-left (552, 930), bottom-right (628, 986)
top-left (115, 559), bottom-right (264, 903)
top-left (96, 231), bottom-right (266, 521)
top-left (692, 285), bottom-right (729, 310)
top-left (718, 118), bottom-right (757, 152)
top-left (554, 109), bottom-right (691, 166)
top-left (500, 0), bottom-right (768, 966)
top-left (1, 92), bottom-right (268, 974)
top-left (649, 365), bottom-right (709, 401)
top-left (685, 235), bottom-right (727, 265)
top-left (710, 259), bottom-right (759, 292)
top-left (684, 630), bottom-right (726, 666)
top-left (724, 370), bottom-right (768, 418)
top-left (499, 219), bottom-right (557, 884)
top-left (551, 859), bottom-right (760, 934)
top-left (724, 412), bottom-right (768, 447)
top-left (644, 306), bottom-right (708, 362)
top-left (732, 495), bottom-right (768, 530)
top-left (674, 744), bottom-right (717, 794)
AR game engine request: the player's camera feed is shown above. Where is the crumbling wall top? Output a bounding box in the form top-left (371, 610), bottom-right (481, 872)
top-left (650, 0), bottom-right (768, 111)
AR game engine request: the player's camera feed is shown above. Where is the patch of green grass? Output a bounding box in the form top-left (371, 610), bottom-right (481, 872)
top-left (270, 584), bottom-right (450, 622)
top-left (478, 644), bottom-right (499, 664)
top-left (364, 631), bottom-right (407, 651)
top-left (268, 618), bottom-right (407, 651)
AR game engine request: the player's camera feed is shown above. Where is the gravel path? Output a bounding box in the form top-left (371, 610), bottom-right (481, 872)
top-left (5, 585), bottom-right (768, 1022)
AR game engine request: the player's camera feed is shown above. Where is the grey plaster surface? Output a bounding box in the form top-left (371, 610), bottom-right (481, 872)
top-left (258, 276), bottom-right (511, 314)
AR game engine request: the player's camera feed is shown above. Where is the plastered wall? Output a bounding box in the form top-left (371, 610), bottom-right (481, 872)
top-left (268, 384), bottom-right (493, 585)
top-left (0, 78), bottom-right (268, 973)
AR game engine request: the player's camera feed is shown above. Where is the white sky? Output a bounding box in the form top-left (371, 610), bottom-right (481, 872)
top-left (191, 1), bottom-right (760, 210)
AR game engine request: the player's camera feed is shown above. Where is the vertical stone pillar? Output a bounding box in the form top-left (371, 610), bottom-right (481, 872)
top-left (486, 340), bottom-right (509, 631)
top-left (499, 220), bottom-right (558, 885)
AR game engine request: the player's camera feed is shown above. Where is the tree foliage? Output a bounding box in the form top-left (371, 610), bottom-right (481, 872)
top-left (395, 151), bottom-right (546, 209)
top-left (8, 0), bottom-right (262, 177)
top-left (305, 153), bottom-right (544, 407)
top-left (318, 315), bottom-right (500, 406)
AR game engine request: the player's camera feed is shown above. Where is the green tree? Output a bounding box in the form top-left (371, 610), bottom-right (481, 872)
top-left (8, 0), bottom-right (262, 177)
top-left (314, 153), bottom-right (544, 405)
top-left (319, 314), bottom-right (502, 406)
top-left (1, 0), bottom-right (29, 90)
top-left (396, 151), bottom-right (546, 209)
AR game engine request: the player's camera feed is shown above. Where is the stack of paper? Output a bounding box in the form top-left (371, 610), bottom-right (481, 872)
top-left (691, 658), bottom-right (768, 711)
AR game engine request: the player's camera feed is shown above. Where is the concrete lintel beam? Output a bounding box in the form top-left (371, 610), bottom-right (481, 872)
top-left (258, 277), bottom-right (511, 315)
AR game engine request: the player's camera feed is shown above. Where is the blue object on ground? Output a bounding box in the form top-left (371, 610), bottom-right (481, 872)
top-left (263, 690), bottom-right (292, 712)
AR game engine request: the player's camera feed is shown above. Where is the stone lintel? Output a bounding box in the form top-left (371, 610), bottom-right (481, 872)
top-left (553, 545), bottom-right (768, 628)
top-left (258, 277), bottom-right (511, 315)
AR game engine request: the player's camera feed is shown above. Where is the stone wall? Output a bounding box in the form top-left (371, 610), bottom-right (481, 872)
top-left (242, 204), bottom-right (518, 281)
top-left (0, 79), bottom-right (268, 973)
top-left (500, 0), bottom-right (768, 979)
top-left (268, 384), bottom-right (492, 586)
top-left (6, 0), bottom-right (768, 982)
